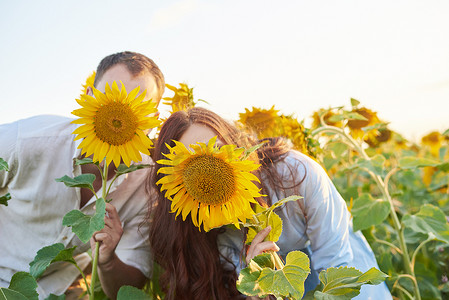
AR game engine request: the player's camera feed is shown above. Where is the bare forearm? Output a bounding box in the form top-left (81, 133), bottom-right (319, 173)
top-left (98, 254), bottom-right (146, 299)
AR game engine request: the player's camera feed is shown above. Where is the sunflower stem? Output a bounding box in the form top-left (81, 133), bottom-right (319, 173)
top-left (90, 241), bottom-right (100, 300)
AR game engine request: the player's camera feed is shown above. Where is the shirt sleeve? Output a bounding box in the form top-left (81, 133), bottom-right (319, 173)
top-left (0, 121), bottom-right (18, 189)
top-left (284, 152), bottom-right (353, 271)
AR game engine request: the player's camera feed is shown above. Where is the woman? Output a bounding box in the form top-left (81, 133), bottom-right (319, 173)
top-left (148, 107), bottom-right (391, 300)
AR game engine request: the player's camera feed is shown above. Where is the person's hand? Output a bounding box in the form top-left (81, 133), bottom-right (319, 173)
top-left (90, 203), bottom-right (123, 266)
top-left (246, 226), bottom-right (280, 264)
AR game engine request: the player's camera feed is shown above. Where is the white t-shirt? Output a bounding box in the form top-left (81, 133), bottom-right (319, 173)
top-left (0, 115), bottom-right (152, 298)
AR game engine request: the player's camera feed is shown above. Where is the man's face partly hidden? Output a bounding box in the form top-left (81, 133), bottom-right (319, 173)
top-left (88, 63), bottom-right (159, 106)
top-left (87, 63), bottom-right (160, 134)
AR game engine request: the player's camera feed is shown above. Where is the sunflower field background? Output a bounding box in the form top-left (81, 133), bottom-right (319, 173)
top-left (1, 79), bottom-right (448, 300)
top-left (161, 83), bottom-right (449, 300)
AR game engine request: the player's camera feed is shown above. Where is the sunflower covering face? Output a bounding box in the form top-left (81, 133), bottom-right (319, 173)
top-left (71, 81), bottom-right (160, 167)
top-left (156, 136), bottom-right (262, 231)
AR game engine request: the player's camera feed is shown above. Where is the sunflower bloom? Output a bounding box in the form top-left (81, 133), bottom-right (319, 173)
top-left (239, 106), bottom-right (279, 138)
top-left (347, 107), bottom-right (381, 140)
top-left (81, 71), bottom-right (96, 95)
top-left (71, 81), bottom-right (160, 167)
top-left (421, 131), bottom-right (443, 157)
top-left (156, 136), bottom-right (262, 231)
top-left (162, 83), bottom-right (195, 113)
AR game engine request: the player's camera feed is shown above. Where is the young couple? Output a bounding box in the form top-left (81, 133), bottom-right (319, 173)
top-left (0, 51), bottom-right (391, 299)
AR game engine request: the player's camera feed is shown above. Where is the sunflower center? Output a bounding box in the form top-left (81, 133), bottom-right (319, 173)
top-left (183, 155), bottom-right (236, 205)
top-left (94, 102), bottom-right (138, 146)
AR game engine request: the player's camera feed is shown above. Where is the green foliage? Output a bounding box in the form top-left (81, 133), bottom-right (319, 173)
top-left (62, 197), bottom-right (106, 243)
top-left (0, 158), bottom-right (9, 171)
top-left (402, 204), bottom-right (449, 244)
top-left (117, 286), bottom-right (152, 299)
top-left (351, 193), bottom-right (390, 231)
top-left (245, 195), bottom-right (301, 244)
top-left (0, 193), bottom-right (11, 206)
top-left (55, 174), bottom-right (96, 190)
top-left (237, 251), bottom-right (310, 300)
top-left (116, 163), bottom-right (151, 175)
top-left (44, 295), bottom-right (66, 300)
top-left (0, 272), bottom-right (38, 300)
top-left (311, 267), bottom-right (388, 299)
top-left (29, 243), bottom-right (77, 279)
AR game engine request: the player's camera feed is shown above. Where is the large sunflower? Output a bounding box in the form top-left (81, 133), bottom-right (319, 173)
top-left (71, 81), bottom-right (160, 167)
top-left (156, 136), bottom-right (262, 231)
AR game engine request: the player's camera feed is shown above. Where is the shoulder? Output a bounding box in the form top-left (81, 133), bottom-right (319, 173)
top-left (16, 115), bottom-right (77, 139)
top-left (273, 150), bottom-right (328, 181)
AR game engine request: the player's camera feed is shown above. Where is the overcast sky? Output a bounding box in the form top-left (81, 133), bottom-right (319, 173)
top-left (1, 0), bottom-right (448, 142)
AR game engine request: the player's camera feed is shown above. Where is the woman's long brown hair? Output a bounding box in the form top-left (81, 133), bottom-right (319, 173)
top-left (147, 107), bottom-right (295, 300)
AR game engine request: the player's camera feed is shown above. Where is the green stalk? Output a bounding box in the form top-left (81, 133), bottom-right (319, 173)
top-left (89, 161), bottom-right (108, 300)
top-left (311, 125), bottom-right (421, 300)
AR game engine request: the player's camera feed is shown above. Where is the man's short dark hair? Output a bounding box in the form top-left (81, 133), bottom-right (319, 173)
top-left (94, 51), bottom-right (165, 102)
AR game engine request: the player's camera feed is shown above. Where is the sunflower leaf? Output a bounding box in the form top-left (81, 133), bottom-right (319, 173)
top-left (55, 174), bottom-right (96, 190)
top-left (4, 272), bottom-right (39, 300)
top-left (402, 204), bottom-right (449, 244)
top-left (29, 243), bottom-right (77, 279)
top-left (116, 164), bottom-right (152, 176)
top-left (398, 157), bottom-right (441, 169)
top-left (0, 158), bottom-right (9, 171)
top-left (351, 193), bottom-right (390, 232)
top-left (0, 193), bottom-right (11, 206)
top-left (75, 157), bottom-right (98, 166)
top-left (117, 286), bottom-right (152, 300)
top-left (313, 267), bottom-right (387, 299)
top-left (346, 155), bottom-right (385, 176)
top-left (328, 111), bottom-right (368, 122)
top-left (350, 98), bottom-right (360, 107)
top-left (62, 198), bottom-right (106, 243)
top-left (240, 141), bottom-right (268, 161)
top-left (256, 251), bottom-right (310, 300)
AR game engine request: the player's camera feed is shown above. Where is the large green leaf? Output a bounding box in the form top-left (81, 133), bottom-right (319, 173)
top-left (0, 193), bottom-right (11, 206)
top-left (399, 156), bottom-right (441, 169)
top-left (351, 193), bottom-right (390, 231)
top-left (117, 286), bottom-right (152, 300)
top-left (29, 243), bottom-right (77, 278)
top-left (0, 158), bottom-right (9, 171)
top-left (62, 198), bottom-right (106, 243)
top-left (55, 174), bottom-right (95, 190)
top-left (314, 267), bottom-right (387, 299)
top-left (44, 295), bottom-right (66, 300)
top-left (402, 204), bottom-right (449, 244)
top-left (328, 112), bottom-right (367, 122)
top-left (74, 157), bottom-right (97, 166)
top-left (6, 272), bottom-right (38, 300)
top-left (257, 251), bottom-right (310, 300)
top-left (237, 253), bottom-right (275, 296)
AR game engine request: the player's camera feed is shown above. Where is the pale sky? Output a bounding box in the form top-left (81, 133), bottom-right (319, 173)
top-left (1, 0), bottom-right (448, 142)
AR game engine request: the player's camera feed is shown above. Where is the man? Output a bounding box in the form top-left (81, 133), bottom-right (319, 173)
top-left (0, 51), bottom-right (165, 299)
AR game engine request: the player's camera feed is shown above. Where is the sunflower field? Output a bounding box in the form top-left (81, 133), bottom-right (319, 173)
top-left (162, 85), bottom-right (449, 300)
top-left (1, 81), bottom-right (448, 300)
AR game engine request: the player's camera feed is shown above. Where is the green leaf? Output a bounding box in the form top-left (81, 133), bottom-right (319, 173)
top-left (350, 98), bottom-right (360, 107)
top-left (328, 112), bottom-right (368, 123)
top-left (117, 286), bottom-right (152, 300)
top-left (443, 128), bottom-right (449, 136)
top-left (7, 272), bottom-right (38, 300)
top-left (0, 288), bottom-right (29, 300)
top-left (62, 198), bottom-right (106, 243)
top-left (29, 243), bottom-right (77, 279)
top-left (240, 141), bottom-right (268, 161)
top-left (0, 158), bottom-right (9, 171)
top-left (361, 122), bottom-right (388, 132)
top-left (351, 194), bottom-right (390, 232)
top-left (0, 193), bottom-right (11, 206)
top-left (55, 174), bottom-right (96, 190)
top-left (237, 254), bottom-right (272, 296)
top-left (245, 195), bottom-right (301, 244)
top-left (116, 164), bottom-right (151, 176)
top-left (75, 157), bottom-right (98, 166)
top-left (347, 155), bottom-right (385, 176)
top-left (399, 157), bottom-right (440, 169)
top-left (314, 267), bottom-right (387, 299)
top-left (257, 251), bottom-right (310, 300)
top-left (402, 204), bottom-right (449, 244)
